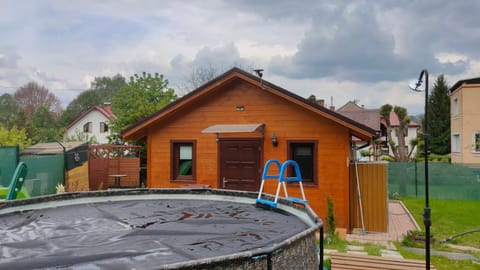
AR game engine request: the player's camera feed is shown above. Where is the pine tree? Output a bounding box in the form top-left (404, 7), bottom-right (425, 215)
top-left (427, 75), bottom-right (450, 155)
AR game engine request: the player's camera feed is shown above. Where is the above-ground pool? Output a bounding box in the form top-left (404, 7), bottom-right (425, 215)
top-left (0, 188), bottom-right (323, 270)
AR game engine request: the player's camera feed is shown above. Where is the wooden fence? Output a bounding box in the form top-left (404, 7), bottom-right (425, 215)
top-left (349, 162), bottom-right (388, 232)
top-left (88, 145), bottom-right (141, 190)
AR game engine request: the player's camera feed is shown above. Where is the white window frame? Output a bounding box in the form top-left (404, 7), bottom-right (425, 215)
top-left (452, 133), bottom-right (461, 153)
top-left (453, 97), bottom-right (459, 118)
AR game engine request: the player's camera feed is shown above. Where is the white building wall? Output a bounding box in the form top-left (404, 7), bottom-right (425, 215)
top-left (389, 126), bottom-right (419, 157)
top-left (66, 110), bottom-right (112, 144)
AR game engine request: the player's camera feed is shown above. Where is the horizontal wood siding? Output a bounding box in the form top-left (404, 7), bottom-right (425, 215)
top-left (148, 79), bottom-right (352, 229)
top-left (349, 162), bottom-right (387, 232)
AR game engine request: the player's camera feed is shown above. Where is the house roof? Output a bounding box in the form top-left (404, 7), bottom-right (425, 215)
top-left (336, 101), bottom-right (364, 111)
top-left (380, 111), bottom-right (420, 127)
top-left (122, 67), bottom-right (377, 141)
top-left (21, 141), bottom-right (87, 155)
top-left (449, 77), bottom-right (480, 94)
top-left (66, 105), bottom-right (115, 129)
top-left (337, 109), bottom-right (381, 132)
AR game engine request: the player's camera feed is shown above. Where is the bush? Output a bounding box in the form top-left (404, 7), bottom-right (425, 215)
top-left (326, 196), bottom-right (336, 241)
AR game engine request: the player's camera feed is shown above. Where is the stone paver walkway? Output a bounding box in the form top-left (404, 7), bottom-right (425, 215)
top-left (346, 200), bottom-right (419, 247)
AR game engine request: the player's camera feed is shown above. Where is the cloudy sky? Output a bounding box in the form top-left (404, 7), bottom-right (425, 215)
top-left (1, 0), bottom-right (479, 114)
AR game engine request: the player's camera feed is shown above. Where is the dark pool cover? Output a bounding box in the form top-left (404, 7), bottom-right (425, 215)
top-left (0, 199), bottom-right (308, 269)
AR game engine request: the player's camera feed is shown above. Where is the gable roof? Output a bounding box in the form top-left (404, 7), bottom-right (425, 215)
top-left (380, 111), bottom-right (420, 127)
top-left (336, 101), bottom-right (364, 111)
top-left (66, 105), bottom-right (115, 129)
top-left (337, 108), bottom-right (381, 132)
top-left (450, 77), bottom-right (480, 94)
top-left (122, 67), bottom-right (377, 141)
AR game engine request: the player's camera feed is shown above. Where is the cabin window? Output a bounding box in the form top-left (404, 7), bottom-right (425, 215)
top-left (100, 122), bottom-right (108, 133)
top-left (83, 122), bottom-right (92, 133)
top-left (287, 141), bottom-right (317, 184)
top-left (171, 140), bottom-right (196, 182)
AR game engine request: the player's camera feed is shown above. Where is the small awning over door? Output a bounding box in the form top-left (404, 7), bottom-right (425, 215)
top-left (201, 124), bottom-right (265, 135)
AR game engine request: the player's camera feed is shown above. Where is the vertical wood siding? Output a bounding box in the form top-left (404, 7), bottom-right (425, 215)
top-left (349, 162), bottom-right (388, 232)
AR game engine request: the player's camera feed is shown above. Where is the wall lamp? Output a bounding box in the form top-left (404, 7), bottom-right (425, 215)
top-left (271, 133), bottom-right (278, 147)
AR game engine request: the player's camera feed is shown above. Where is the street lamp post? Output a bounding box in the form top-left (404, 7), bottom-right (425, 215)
top-left (410, 69), bottom-right (431, 270)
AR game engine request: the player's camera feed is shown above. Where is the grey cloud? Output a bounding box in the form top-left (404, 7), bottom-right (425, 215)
top-left (170, 43), bottom-right (253, 76)
top-left (258, 1), bottom-right (475, 82)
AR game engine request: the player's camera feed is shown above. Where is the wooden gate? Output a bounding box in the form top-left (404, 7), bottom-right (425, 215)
top-left (88, 145), bottom-right (141, 190)
top-left (349, 162), bottom-right (387, 232)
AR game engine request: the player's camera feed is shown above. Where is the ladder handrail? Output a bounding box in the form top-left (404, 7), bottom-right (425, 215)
top-left (261, 159), bottom-right (282, 179)
top-left (257, 159), bottom-right (308, 207)
top-left (279, 160), bottom-right (303, 182)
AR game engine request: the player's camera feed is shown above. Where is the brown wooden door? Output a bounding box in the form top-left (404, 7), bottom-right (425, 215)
top-left (219, 139), bottom-right (262, 192)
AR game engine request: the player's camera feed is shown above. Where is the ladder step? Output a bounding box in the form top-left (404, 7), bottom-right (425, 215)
top-left (286, 197), bottom-right (308, 204)
top-left (256, 199), bottom-right (278, 208)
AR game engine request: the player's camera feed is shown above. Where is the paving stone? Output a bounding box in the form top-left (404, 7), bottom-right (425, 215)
top-left (346, 251), bottom-right (369, 255)
top-left (381, 249), bottom-right (403, 259)
top-left (346, 245), bottom-right (365, 251)
top-left (324, 249), bottom-right (338, 255)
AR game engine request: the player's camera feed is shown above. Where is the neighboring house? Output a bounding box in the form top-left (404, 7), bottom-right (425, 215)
top-left (336, 101), bottom-right (383, 161)
top-left (449, 77), bottom-right (480, 164)
top-left (65, 103), bottom-right (115, 144)
top-left (122, 68), bottom-right (377, 231)
top-left (337, 101), bottom-right (419, 160)
top-left (381, 111), bottom-right (420, 158)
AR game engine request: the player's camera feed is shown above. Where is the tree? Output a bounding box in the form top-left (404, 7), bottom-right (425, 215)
top-left (427, 75), bottom-right (450, 154)
top-left (0, 93), bottom-right (19, 128)
top-left (32, 106), bottom-right (60, 143)
top-left (178, 63), bottom-right (254, 94)
top-left (380, 104), bottom-right (417, 162)
top-left (0, 126), bottom-right (31, 149)
top-left (60, 74), bottom-right (126, 126)
top-left (111, 72), bottom-right (177, 134)
top-left (14, 82), bottom-right (62, 118)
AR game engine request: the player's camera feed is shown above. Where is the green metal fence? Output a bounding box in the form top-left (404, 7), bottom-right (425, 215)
top-left (20, 155), bottom-right (65, 197)
top-left (388, 162), bottom-right (480, 200)
top-left (0, 146), bottom-right (19, 187)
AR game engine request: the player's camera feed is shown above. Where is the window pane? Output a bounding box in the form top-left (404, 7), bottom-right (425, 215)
top-left (180, 146), bottom-right (192, 160)
top-left (173, 142), bottom-right (194, 179)
top-left (295, 146), bottom-right (312, 156)
top-left (291, 143), bottom-right (314, 181)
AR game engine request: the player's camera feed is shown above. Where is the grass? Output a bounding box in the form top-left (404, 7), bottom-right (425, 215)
top-left (396, 244), bottom-right (480, 270)
top-left (401, 197), bottom-right (480, 247)
top-left (321, 236), bottom-right (384, 256)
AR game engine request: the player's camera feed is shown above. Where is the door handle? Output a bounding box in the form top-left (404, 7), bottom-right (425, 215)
top-left (222, 177), bottom-right (229, 188)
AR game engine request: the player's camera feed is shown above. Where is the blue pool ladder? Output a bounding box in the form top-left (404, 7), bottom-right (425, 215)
top-left (256, 159), bottom-right (308, 208)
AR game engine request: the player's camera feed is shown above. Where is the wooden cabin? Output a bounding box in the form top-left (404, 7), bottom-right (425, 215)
top-left (122, 68), bottom-right (376, 231)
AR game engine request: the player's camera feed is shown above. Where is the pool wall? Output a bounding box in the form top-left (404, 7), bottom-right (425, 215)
top-left (0, 188), bottom-right (323, 270)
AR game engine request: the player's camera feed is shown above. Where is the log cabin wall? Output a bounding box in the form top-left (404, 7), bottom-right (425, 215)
top-left (146, 78), bottom-right (353, 229)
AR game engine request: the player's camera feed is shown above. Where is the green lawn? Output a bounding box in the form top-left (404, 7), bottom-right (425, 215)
top-left (396, 246), bottom-right (480, 270)
top-left (401, 197), bottom-right (480, 247)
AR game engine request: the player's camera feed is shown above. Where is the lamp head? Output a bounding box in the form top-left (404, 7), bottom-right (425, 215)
top-left (409, 79), bottom-right (425, 92)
